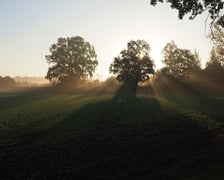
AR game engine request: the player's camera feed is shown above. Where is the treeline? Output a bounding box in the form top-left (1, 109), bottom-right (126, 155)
top-left (2, 23), bottom-right (224, 94)
top-left (150, 24), bottom-right (224, 95)
top-left (151, 66), bottom-right (224, 96)
top-left (0, 76), bottom-right (16, 90)
top-left (44, 21), bottom-right (224, 96)
top-left (140, 49), bottom-right (224, 94)
top-left (0, 76), bottom-right (50, 92)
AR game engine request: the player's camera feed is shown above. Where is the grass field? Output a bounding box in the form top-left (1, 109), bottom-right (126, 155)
top-left (1, 87), bottom-right (224, 179)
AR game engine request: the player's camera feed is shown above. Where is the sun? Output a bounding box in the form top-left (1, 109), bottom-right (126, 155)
top-left (138, 53), bottom-right (145, 60)
top-left (129, 35), bottom-right (164, 70)
top-left (94, 61), bottom-right (110, 81)
top-left (147, 39), bottom-right (164, 70)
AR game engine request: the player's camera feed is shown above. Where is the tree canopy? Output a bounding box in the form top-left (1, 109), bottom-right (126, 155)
top-left (109, 40), bottom-right (155, 92)
top-left (203, 47), bottom-right (224, 82)
top-left (206, 48), bottom-right (223, 69)
top-left (45, 36), bottom-right (98, 85)
top-left (150, 0), bottom-right (224, 25)
top-left (162, 41), bottom-right (201, 79)
top-left (209, 24), bottom-right (224, 66)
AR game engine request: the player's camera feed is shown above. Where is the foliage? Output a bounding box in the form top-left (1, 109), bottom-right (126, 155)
top-left (109, 40), bottom-right (155, 89)
top-left (206, 48), bottom-right (222, 68)
top-left (45, 36), bottom-right (98, 85)
top-left (204, 48), bottom-right (224, 80)
top-left (209, 24), bottom-right (224, 66)
top-left (150, 0), bottom-right (224, 24)
top-left (162, 41), bottom-right (201, 79)
top-left (204, 23), bottom-right (224, 82)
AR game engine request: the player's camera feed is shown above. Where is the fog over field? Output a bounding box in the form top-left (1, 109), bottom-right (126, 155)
top-left (1, 0), bottom-right (224, 179)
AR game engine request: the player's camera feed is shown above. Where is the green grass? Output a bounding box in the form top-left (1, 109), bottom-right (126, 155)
top-left (0, 89), bottom-right (224, 179)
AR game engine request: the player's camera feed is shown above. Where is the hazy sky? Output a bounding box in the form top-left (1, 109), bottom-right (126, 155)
top-left (0, 0), bottom-right (212, 80)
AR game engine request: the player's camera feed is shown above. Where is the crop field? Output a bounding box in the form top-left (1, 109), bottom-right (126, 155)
top-left (1, 88), bottom-right (224, 179)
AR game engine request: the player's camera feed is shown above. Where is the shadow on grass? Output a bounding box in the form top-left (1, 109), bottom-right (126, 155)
top-left (61, 91), bottom-right (161, 131)
top-left (166, 93), bottom-right (224, 123)
top-left (151, 75), bottom-right (224, 123)
top-left (1, 85), bottom-right (224, 179)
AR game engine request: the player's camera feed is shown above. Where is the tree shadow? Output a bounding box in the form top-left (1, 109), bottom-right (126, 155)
top-left (27, 86), bottom-right (219, 179)
top-left (151, 74), bottom-right (224, 123)
top-left (166, 93), bottom-right (224, 123)
top-left (56, 84), bottom-right (161, 132)
top-left (1, 85), bottom-right (224, 179)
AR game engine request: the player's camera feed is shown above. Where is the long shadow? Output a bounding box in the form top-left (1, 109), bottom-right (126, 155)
top-left (53, 84), bottom-right (161, 132)
top-left (43, 85), bottom-right (222, 179)
top-left (152, 75), bottom-right (224, 123)
top-left (2, 84), bottom-right (224, 179)
top-left (167, 93), bottom-right (224, 122)
top-left (170, 88), bottom-right (224, 123)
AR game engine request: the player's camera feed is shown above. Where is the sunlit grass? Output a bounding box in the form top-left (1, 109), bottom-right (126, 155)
top-left (0, 94), bottom-right (112, 142)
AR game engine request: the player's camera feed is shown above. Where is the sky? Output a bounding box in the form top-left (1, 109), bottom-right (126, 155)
top-left (0, 0), bottom-right (213, 80)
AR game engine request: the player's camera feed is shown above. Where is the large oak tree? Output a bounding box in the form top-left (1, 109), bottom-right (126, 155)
top-left (109, 40), bottom-right (155, 93)
top-left (45, 36), bottom-right (98, 85)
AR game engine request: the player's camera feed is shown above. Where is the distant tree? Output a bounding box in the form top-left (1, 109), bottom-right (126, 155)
top-left (209, 24), bottom-right (224, 66)
top-left (109, 40), bottom-right (155, 93)
top-left (205, 48), bottom-right (224, 78)
top-left (162, 41), bottom-right (201, 79)
top-left (45, 36), bottom-right (98, 86)
top-left (150, 0), bottom-right (224, 26)
top-left (0, 76), bottom-right (16, 89)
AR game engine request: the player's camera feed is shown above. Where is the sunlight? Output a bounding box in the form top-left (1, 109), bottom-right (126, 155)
top-left (94, 66), bottom-right (110, 81)
top-left (94, 36), bottom-right (165, 81)
top-left (150, 74), bottom-right (183, 97)
top-left (127, 34), bottom-right (164, 69)
top-left (150, 43), bottom-right (163, 69)
top-left (138, 53), bottom-right (145, 60)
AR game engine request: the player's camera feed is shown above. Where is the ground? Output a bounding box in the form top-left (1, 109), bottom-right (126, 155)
top-left (0, 87), bottom-right (224, 179)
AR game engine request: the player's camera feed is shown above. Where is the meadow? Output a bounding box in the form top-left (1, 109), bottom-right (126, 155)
top-left (0, 86), bottom-right (224, 179)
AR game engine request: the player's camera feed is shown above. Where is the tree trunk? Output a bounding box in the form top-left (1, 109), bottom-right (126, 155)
top-left (123, 80), bottom-right (137, 96)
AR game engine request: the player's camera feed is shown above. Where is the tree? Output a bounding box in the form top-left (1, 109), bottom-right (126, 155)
top-left (209, 24), bottom-right (224, 66)
top-left (150, 0), bottom-right (224, 26)
top-left (162, 41), bottom-right (201, 79)
top-left (205, 48), bottom-right (224, 77)
top-left (0, 76), bottom-right (16, 89)
top-left (45, 36), bottom-right (98, 85)
top-left (109, 40), bottom-right (155, 93)
top-left (206, 48), bottom-right (222, 68)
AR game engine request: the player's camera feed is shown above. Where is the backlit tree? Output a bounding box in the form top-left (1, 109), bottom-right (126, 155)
top-left (45, 36), bottom-right (98, 86)
top-left (109, 40), bottom-right (155, 93)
